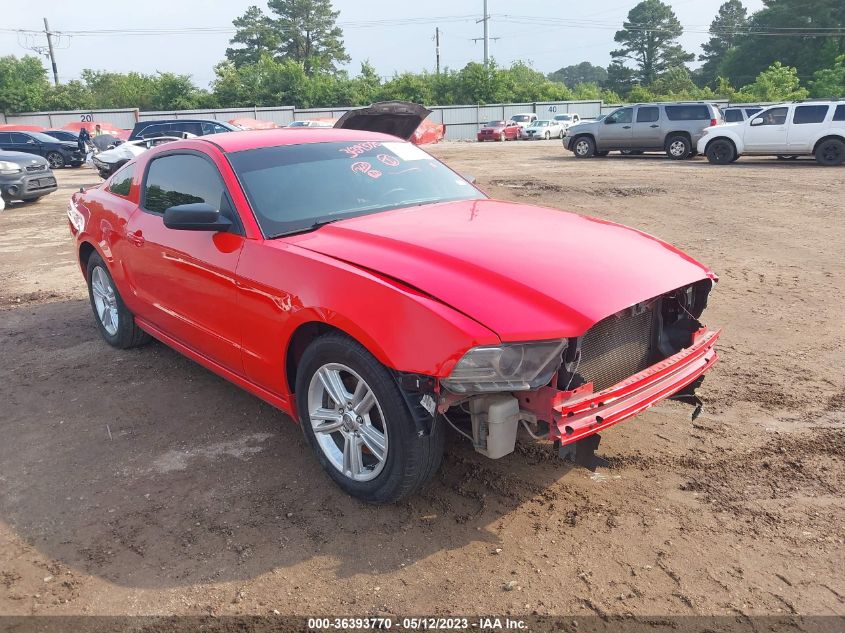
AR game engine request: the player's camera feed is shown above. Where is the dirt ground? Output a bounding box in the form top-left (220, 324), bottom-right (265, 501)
top-left (0, 141), bottom-right (843, 622)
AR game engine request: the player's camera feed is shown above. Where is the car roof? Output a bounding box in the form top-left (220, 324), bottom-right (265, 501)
top-left (136, 118), bottom-right (229, 125)
top-left (188, 128), bottom-right (405, 153)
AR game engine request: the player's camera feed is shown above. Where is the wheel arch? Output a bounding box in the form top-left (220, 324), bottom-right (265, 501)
top-left (664, 130), bottom-right (692, 146)
top-left (78, 240), bottom-right (98, 274)
top-left (812, 134), bottom-right (845, 153)
top-left (704, 135), bottom-right (739, 155)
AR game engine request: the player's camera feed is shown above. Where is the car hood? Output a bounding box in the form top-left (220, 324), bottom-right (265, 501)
top-left (96, 143), bottom-right (146, 164)
top-left (334, 101), bottom-right (432, 141)
top-left (0, 151), bottom-right (49, 166)
top-left (286, 199), bottom-right (714, 341)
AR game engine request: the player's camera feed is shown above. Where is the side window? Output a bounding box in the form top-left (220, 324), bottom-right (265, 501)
top-left (665, 105), bottom-right (710, 121)
top-left (139, 124), bottom-right (165, 138)
top-left (0, 133), bottom-right (11, 144)
top-left (636, 107), bottom-right (659, 123)
top-left (10, 133), bottom-right (32, 143)
top-left (606, 108), bottom-right (633, 124)
top-left (793, 105), bottom-right (829, 124)
top-left (724, 109), bottom-right (743, 123)
top-left (745, 108), bottom-right (762, 117)
top-left (143, 154), bottom-right (226, 215)
top-left (752, 107), bottom-right (788, 126)
top-left (107, 164), bottom-right (135, 198)
top-left (177, 122), bottom-right (203, 136)
top-left (834, 105), bottom-right (845, 121)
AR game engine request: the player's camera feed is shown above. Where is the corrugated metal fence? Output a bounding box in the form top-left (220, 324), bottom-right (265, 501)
top-left (2, 101), bottom-right (603, 140)
top-left (7, 99), bottom-right (777, 138)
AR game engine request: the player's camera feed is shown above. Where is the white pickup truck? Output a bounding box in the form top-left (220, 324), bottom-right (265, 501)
top-left (698, 101), bottom-right (845, 166)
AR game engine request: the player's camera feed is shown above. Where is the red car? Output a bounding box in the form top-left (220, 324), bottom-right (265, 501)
top-left (477, 120), bottom-right (521, 142)
top-left (68, 102), bottom-right (719, 503)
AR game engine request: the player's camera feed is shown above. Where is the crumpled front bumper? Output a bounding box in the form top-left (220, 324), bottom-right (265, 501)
top-left (516, 328), bottom-right (720, 444)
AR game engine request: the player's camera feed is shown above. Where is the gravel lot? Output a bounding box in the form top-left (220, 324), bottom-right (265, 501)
top-left (0, 141), bottom-right (843, 621)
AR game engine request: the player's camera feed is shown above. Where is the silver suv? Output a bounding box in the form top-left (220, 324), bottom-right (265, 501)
top-left (563, 102), bottom-right (723, 160)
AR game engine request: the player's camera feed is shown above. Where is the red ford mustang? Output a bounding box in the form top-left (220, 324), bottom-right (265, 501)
top-left (67, 102), bottom-right (719, 503)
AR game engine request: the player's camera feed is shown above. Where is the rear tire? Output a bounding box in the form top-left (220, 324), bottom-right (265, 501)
top-left (705, 139), bottom-right (736, 165)
top-left (814, 139), bottom-right (845, 166)
top-left (572, 136), bottom-right (595, 158)
top-left (296, 333), bottom-right (444, 504)
top-left (46, 152), bottom-right (66, 169)
top-left (666, 135), bottom-right (691, 160)
top-left (86, 252), bottom-right (151, 349)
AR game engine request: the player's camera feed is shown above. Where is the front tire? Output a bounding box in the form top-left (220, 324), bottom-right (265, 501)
top-left (572, 136), bottom-right (595, 158)
top-left (296, 333), bottom-right (444, 504)
top-left (46, 152), bottom-right (66, 169)
top-left (666, 135), bottom-right (691, 160)
top-left (814, 139), bottom-right (845, 166)
top-left (86, 252), bottom-right (151, 349)
top-left (705, 139), bottom-right (736, 164)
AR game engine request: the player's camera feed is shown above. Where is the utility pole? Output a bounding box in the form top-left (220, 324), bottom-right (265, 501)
top-left (472, 1), bottom-right (498, 65)
top-left (435, 27), bottom-right (441, 74)
top-left (482, 0), bottom-right (489, 66)
top-left (43, 18), bottom-right (59, 86)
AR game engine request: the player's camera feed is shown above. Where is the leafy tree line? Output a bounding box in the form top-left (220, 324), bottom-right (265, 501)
top-left (1, 0), bottom-right (843, 115)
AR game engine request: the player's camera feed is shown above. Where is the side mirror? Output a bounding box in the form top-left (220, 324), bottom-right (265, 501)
top-left (163, 203), bottom-right (232, 232)
top-left (750, 118), bottom-right (764, 126)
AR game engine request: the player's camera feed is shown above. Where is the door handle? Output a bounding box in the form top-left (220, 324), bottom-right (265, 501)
top-left (650, 124), bottom-right (659, 128)
top-left (623, 125), bottom-right (632, 129)
top-left (126, 230), bottom-right (145, 247)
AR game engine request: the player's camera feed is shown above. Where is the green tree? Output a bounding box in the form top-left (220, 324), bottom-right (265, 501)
top-left (226, 6), bottom-right (282, 67)
top-left (650, 66), bottom-right (698, 97)
top-left (698, 0), bottom-right (748, 87)
top-left (604, 60), bottom-right (636, 96)
top-left (722, 0), bottom-right (845, 87)
top-left (44, 80), bottom-right (95, 111)
top-left (733, 61), bottom-right (809, 102)
top-left (809, 54), bottom-right (845, 97)
top-left (611, 0), bottom-right (694, 85)
top-left (268, 0), bottom-right (350, 75)
top-left (547, 62), bottom-right (607, 87)
top-left (0, 55), bottom-right (50, 113)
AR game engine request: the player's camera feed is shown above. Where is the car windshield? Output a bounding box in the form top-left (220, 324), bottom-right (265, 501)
top-left (486, 121), bottom-right (505, 127)
top-left (511, 115), bottom-right (531, 122)
top-left (228, 140), bottom-right (485, 238)
top-left (532, 121), bottom-right (549, 127)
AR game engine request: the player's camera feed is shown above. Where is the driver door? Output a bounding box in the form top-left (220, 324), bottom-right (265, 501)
top-left (123, 151), bottom-right (245, 372)
top-left (743, 107), bottom-right (789, 153)
top-left (598, 108), bottom-right (634, 149)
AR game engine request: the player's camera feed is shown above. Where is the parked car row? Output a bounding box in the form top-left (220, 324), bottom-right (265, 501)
top-left (559, 99), bottom-right (844, 166)
top-left (477, 112), bottom-right (583, 142)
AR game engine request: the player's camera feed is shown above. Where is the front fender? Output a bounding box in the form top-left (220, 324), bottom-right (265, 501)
top-left (700, 130), bottom-right (743, 154)
top-left (236, 240), bottom-right (500, 398)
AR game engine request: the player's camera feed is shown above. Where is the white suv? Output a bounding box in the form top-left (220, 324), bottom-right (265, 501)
top-left (698, 101), bottom-right (845, 166)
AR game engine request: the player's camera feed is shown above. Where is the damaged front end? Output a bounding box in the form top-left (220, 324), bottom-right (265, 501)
top-left (434, 279), bottom-right (720, 467)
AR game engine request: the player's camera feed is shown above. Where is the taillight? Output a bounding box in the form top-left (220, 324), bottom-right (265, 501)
top-left (710, 118), bottom-right (718, 127)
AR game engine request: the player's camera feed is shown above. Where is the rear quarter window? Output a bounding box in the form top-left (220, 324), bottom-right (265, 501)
top-left (794, 105), bottom-right (829, 124)
top-left (835, 105), bottom-right (845, 122)
top-left (664, 105), bottom-right (711, 121)
top-left (107, 164), bottom-right (135, 198)
top-left (724, 109), bottom-right (743, 123)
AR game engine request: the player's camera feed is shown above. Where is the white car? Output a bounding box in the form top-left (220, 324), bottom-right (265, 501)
top-left (509, 113), bottom-right (538, 137)
top-left (698, 101), bottom-right (845, 166)
top-left (553, 113), bottom-right (580, 130)
top-left (522, 119), bottom-right (564, 140)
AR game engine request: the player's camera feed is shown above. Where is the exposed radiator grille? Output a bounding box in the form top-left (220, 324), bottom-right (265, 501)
top-left (577, 303), bottom-right (657, 392)
top-left (26, 164), bottom-right (47, 173)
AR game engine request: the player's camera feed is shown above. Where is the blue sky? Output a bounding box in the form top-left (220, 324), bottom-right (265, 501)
top-left (2, 1), bottom-right (765, 87)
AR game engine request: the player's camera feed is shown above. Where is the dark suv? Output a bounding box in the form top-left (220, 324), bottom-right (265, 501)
top-left (128, 119), bottom-right (238, 141)
top-left (0, 131), bottom-right (84, 168)
top-left (562, 102), bottom-right (723, 159)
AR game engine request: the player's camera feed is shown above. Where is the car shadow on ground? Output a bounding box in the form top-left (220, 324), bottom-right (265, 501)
top-left (0, 300), bottom-right (583, 589)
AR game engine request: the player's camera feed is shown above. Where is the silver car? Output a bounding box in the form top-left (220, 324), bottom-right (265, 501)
top-left (562, 102), bottom-right (723, 160)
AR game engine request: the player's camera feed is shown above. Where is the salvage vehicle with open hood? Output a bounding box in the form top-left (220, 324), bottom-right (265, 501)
top-left (68, 102), bottom-right (719, 503)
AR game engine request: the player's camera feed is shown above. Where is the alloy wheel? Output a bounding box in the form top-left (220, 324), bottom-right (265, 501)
top-left (47, 152), bottom-right (65, 169)
top-left (307, 363), bottom-right (388, 482)
top-left (575, 140), bottom-right (590, 156)
top-left (90, 265), bottom-right (119, 335)
top-left (669, 140), bottom-right (687, 157)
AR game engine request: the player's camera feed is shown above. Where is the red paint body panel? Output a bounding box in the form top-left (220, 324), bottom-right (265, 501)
top-left (289, 199), bottom-right (714, 340)
top-left (69, 129), bottom-right (719, 446)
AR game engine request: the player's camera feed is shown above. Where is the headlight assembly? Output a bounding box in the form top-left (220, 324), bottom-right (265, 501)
top-left (442, 340), bottom-right (567, 394)
top-left (0, 161), bottom-right (22, 175)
